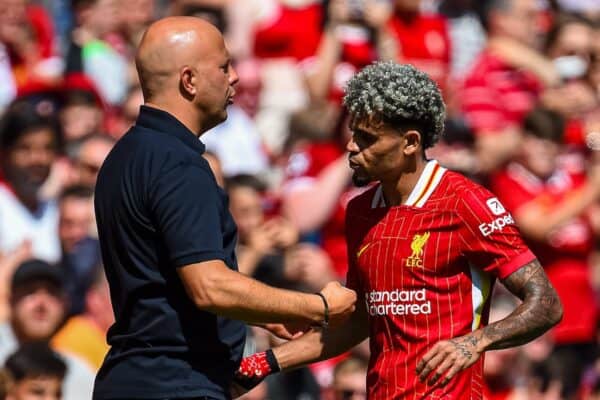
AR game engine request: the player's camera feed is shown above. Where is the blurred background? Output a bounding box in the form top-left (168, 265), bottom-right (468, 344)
top-left (0, 0), bottom-right (599, 399)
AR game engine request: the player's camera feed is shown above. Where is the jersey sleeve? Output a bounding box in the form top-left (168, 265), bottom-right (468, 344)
top-left (458, 185), bottom-right (535, 279)
top-left (149, 164), bottom-right (227, 267)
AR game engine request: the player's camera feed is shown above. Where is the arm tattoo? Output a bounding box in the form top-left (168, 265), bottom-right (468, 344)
top-left (482, 259), bottom-right (563, 351)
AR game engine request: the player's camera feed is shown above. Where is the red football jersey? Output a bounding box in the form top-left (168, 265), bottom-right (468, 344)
top-left (345, 161), bottom-right (535, 399)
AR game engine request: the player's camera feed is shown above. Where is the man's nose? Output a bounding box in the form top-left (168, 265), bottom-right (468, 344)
top-left (346, 138), bottom-right (359, 153)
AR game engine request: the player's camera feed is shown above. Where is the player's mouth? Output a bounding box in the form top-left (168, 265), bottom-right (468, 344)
top-left (349, 160), bottom-right (361, 170)
top-left (227, 90), bottom-right (236, 105)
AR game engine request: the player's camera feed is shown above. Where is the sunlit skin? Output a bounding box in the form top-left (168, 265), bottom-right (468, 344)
top-left (4, 128), bottom-right (56, 189)
top-left (11, 283), bottom-right (66, 342)
top-left (346, 116), bottom-right (425, 205)
top-left (228, 186), bottom-right (264, 240)
top-left (334, 371), bottom-right (367, 400)
top-left (77, 138), bottom-right (113, 187)
top-left (519, 134), bottom-right (560, 180)
top-left (59, 196), bottom-right (94, 253)
top-left (6, 376), bottom-right (62, 400)
top-left (136, 17), bottom-right (239, 135)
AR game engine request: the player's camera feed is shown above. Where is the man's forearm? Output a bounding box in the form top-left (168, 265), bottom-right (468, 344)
top-left (195, 261), bottom-right (324, 325)
top-left (274, 305), bottom-right (369, 370)
top-left (479, 259), bottom-right (562, 351)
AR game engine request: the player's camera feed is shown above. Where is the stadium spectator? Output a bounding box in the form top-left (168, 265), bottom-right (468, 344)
top-left (302, 0), bottom-right (392, 104)
top-left (0, 0), bottom-right (62, 108)
top-left (227, 173), bottom-right (336, 291)
top-left (0, 259), bottom-right (95, 400)
top-left (330, 356), bottom-right (368, 400)
top-left (3, 342), bottom-right (66, 400)
top-left (438, 0), bottom-right (486, 79)
top-left (226, 0), bottom-right (322, 154)
top-left (93, 17), bottom-right (355, 400)
top-left (52, 267), bottom-right (112, 371)
top-left (461, 0), bottom-right (559, 175)
top-left (57, 185), bottom-right (101, 315)
top-left (387, 0), bottom-right (451, 91)
top-left (73, 134), bottom-right (115, 189)
top-left (281, 104), bottom-right (364, 278)
top-left (490, 107), bottom-right (600, 398)
top-left (236, 62), bottom-right (562, 399)
top-left (65, 0), bottom-right (128, 106)
top-left (58, 74), bottom-right (105, 148)
top-left (0, 101), bottom-right (61, 263)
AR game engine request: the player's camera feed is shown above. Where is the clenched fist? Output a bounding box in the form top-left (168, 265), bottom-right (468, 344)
top-left (319, 281), bottom-right (357, 327)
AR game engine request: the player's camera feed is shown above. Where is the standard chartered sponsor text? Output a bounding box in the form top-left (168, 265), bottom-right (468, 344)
top-left (366, 288), bottom-right (432, 316)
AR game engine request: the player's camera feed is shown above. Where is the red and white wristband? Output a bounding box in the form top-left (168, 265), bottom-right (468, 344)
top-left (234, 349), bottom-right (280, 390)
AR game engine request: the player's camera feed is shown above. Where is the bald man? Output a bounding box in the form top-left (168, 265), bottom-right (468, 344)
top-left (93, 17), bottom-right (356, 400)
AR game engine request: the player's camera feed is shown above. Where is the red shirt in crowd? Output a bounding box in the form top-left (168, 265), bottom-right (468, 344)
top-left (490, 162), bottom-right (597, 345)
top-left (253, 2), bottom-right (323, 61)
top-left (387, 12), bottom-right (451, 91)
top-left (346, 160), bottom-right (535, 399)
top-left (461, 50), bottom-right (542, 136)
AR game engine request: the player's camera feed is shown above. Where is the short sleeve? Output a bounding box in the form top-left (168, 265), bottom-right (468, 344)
top-left (458, 186), bottom-right (535, 279)
top-left (149, 164), bottom-right (226, 267)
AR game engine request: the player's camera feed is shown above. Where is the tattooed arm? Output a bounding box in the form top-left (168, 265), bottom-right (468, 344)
top-left (416, 259), bottom-right (562, 386)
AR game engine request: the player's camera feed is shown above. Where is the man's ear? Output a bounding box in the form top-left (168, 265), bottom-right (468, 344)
top-left (180, 66), bottom-right (197, 97)
top-left (403, 130), bottom-right (422, 156)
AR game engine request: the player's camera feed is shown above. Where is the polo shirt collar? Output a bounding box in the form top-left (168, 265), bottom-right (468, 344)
top-left (136, 105), bottom-right (206, 154)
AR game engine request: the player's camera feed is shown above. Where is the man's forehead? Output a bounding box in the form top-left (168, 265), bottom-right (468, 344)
top-left (349, 114), bottom-right (383, 131)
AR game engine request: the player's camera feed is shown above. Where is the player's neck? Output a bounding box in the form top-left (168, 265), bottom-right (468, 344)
top-left (382, 157), bottom-right (428, 206)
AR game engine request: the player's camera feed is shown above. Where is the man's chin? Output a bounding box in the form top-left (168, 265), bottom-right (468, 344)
top-left (352, 173), bottom-right (372, 187)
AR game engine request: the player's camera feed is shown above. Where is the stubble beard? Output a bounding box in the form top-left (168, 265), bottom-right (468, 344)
top-left (352, 171), bottom-right (372, 187)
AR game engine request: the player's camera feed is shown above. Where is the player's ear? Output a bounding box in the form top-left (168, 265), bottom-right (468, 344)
top-left (403, 130), bottom-right (421, 156)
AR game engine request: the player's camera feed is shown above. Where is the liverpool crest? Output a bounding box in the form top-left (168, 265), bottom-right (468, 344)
top-left (406, 232), bottom-right (430, 267)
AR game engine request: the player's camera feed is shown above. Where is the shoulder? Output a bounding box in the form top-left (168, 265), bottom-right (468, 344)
top-left (436, 170), bottom-right (496, 212)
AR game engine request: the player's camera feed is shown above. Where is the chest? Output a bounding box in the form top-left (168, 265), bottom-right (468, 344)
top-left (350, 207), bottom-right (465, 290)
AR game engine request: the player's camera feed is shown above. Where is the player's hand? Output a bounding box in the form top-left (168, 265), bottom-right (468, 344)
top-left (416, 331), bottom-right (485, 387)
top-left (261, 322), bottom-right (308, 340)
top-left (320, 281), bottom-right (357, 327)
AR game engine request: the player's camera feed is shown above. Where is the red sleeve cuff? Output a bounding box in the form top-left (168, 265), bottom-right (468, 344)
top-left (493, 250), bottom-right (537, 280)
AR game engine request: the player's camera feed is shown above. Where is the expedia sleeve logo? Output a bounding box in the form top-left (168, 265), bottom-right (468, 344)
top-left (479, 197), bottom-right (515, 237)
top-left (486, 197), bottom-right (506, 215)
top-left (406, 232), bottom-right (430, 267)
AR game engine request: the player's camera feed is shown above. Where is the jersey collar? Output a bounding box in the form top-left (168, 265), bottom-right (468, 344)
top-left (371, 160), bottom-right (447, 209)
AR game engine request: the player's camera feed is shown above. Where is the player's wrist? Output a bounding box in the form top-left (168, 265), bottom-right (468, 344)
top-left (234, 349), bottom-right (280, 390)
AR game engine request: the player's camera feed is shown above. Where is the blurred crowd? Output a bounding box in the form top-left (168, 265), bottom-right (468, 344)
top-left (0, 0), bottom-right (599, 399)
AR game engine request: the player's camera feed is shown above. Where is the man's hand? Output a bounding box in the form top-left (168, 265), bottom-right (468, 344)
top-left (416, 331), bottom-right (485, 386)
top-left (261, 322), bottom-right (308, 340)
top-left (319, 281), bottom-right (357, 327)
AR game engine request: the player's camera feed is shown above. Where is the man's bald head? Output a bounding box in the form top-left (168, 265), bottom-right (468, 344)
top-left (135, 17), bottom-right (224, 101)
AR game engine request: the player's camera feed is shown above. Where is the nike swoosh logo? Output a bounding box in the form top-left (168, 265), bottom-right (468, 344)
top-left (357, 242), bottom-right (372, 258)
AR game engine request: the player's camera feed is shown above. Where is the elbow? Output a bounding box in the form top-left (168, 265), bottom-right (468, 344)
top-left (549, 295), bottom-right (564, 328)
top-left (187, 273), bottom-right (222, 311)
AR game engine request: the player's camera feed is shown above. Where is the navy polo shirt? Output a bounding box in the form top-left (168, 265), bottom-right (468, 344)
top-left (93, 106), bottom-right (246, 399)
